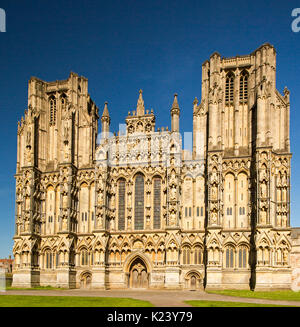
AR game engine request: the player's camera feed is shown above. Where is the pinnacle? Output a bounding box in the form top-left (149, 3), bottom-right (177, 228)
top-left (102, 101), bottom-right (109, 117)
top-left (171, 93), bottom-right (180, 110)
top-left (136, 89), bottom-right (145, 116)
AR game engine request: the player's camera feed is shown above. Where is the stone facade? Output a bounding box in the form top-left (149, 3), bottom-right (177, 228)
top-left (12, 43), bottom-right (293, 290)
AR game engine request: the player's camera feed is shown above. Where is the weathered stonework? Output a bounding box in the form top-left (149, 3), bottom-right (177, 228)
top-left (12, 44), bottom-right (293, 290)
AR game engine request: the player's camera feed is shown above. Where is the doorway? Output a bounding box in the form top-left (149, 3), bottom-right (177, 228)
top-left (129, 258), bottom-right (148, 289)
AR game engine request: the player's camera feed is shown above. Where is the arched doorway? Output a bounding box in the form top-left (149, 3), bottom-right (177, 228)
top-left (80, 272), bottom-right (92, 289)
top-left (185, 271), bottom-right (203, 291)
top-left (129, 257), bottom-right (148, 289)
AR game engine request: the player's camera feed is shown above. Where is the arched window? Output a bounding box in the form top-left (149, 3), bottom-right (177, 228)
top-left (239, 71), bottom-right (249, 101)
top-left (225, 72), bottom-right (234, 104)
top-left (134, 174), bottom-right (144, 230)
top-left (194, 246), bottom-right (202, 264)
top-left (238, 246), bottom-right (247, 268)
top-left (45, 250), bottom-right (53, 269)
top-left (49, 96), bottom-right (56, 125)
top-left (81, 249), bottom-right (89, 266)
top-left (225, 246), bottom-right (234, 268)
top-left (118, 178), bottom-right (126, 230)
top-left (182, 246), bottom-right (191, 264)
top-left (153, 177), bottom-right (161, 229)
top-left (61, 94), bottom-right (67, 109)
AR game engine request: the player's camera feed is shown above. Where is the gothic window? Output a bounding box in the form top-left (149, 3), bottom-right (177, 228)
top-left (225, 246), bottom-right (234, 268)
top-left (81, 249), bottom-right (89, 266)
top-left (61, 94), bottom-right (67, 109)
top-left (183, 246), bottom-right (191, 264)
top-left (238, 246), bottom-right (247, 268)
top-left (225, 72), bottom-right (234, 104)
top-left (189, 207), bottom-right (192, 217)
top-left (153, 177), bottom-right (161, 229)
top-left (185, 207), bottom-right (188, 217)
top-left (45, 250), bottom-right (53, 269)
top-left (239, 70), bottom-right (249, 101)
top-left (118, 178), bottom-right (126, 231)
top-left (49, 96), bottom-right (57, 125)
top-left (194, 246), bottom-right (202, 264)
top-left (201, 207), bottom-right (204, 216)
top-left (197, 207), bottom-right (200, 217)
top-left (134, 174), bottom-right (144, 230)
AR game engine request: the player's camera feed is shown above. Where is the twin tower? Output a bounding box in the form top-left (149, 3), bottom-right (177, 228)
top-left (12, 43), bottom-right (292, 290)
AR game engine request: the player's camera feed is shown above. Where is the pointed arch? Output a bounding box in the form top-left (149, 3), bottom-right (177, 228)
top-left (225, 72), bottom-right (234, 104)
top-left (239, 70), bottom-right (249, 101)
top-left (134, 173), bottom-right (145, 230)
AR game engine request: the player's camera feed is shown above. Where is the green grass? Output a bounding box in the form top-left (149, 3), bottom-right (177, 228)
top-left (185, 300), bottom-right (294, 307)
top-left (6, 286), bottom-right (67, 291)
top-left (0, 295), bottom-right (154, 307)
top-left (206, 290), bottom-right (300, 302)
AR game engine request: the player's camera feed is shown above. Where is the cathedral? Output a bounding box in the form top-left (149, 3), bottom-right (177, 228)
top-left (12, 43), bottom-right (292, 290)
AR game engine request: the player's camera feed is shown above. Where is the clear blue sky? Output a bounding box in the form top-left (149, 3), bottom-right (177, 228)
top-left (0, 0), bottom-right (300, 257)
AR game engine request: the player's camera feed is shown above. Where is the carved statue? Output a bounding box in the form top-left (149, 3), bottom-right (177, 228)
top-left (170, 185), bottom-right (177, 200)
top-left (169, 211), bottom-right (176, 225)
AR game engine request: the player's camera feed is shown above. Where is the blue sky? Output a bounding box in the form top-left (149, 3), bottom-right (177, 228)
top-left (0, 0), bottom-right (300, 257)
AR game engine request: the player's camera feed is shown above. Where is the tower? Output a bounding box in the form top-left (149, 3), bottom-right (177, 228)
top-left (13, 72), bottom-right (99, 288)
top-left (193, 43), bottom-right (292, 289)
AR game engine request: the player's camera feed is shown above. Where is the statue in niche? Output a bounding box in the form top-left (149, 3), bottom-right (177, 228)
top-left (170, 170), bottom-right (176, 182)
top-left (97, 191), bottom-right (103, 205)
top-left (169, 211), bottom-right (176, 226)
top-left (170, 185), bottom-right (177, 200)
top-left (211, 211), bottom-right (217, 224)
top-left (211, 169), bottom-right (217, 183)
top-left (211, 184), bottom-right (218, 200)
top-left (97, 215), bottom-right (103, 228)
top-left (260, 209), bottom-right (267, 225)
top-left (260, 167), bottom-right (267, 181)
top-left (98, 179), bottom-right (103, 190)
top-left (26, 129), bottom-right (31, 146)
top-left (261, 182), bottom-right (267, 197)
top-left (63, 124), bottom-right (69, 143)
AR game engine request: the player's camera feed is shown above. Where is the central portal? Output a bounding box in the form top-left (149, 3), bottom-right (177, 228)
top-left (129, 257), bottom-right (148, 289)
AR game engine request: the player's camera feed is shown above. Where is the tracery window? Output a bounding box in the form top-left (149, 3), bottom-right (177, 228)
top-left (182, 246), bottom-right (191, 264)
top-left (81, 249), bottom-right (89, 266)
top-left (225, 72), bottom-right (234, 104)
top-left (238, 246), bottom-right (247, 268)
top-left (153, 177), bottom-right (161, 229)
top-left (45, 250), bottom-right (53, 269)
top-left (118, 179), bottom-right (126, 231)
top-left (49, 96), bottom-right (56, 125)
top-left (225, 246), bottom-right (234, 268)
top-left (239, 70), bottom-right (249, 101)
top-left (134, 174), bottom-right (144, 230)
top-left (194, 246), bottom-right (202, 264)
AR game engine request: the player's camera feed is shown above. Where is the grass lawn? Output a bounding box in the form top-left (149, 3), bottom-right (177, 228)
top-left (185, 300), bottom-right (294, 307)
top-left (206, 290), bottom-right (300, 302)
top-left (6, 286), bottom-right (67, 291)
top-left (0, 295), bottom-right (154, 307)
